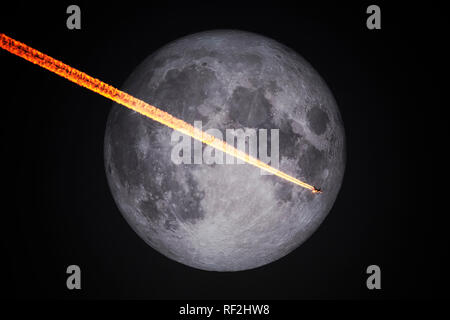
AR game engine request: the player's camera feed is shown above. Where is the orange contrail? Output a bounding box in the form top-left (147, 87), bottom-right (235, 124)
top-left (0, 33), bottom-right (321, 193)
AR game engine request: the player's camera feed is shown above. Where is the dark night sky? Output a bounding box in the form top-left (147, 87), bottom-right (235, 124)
top-left (0, 1), bottom-right (445, 300)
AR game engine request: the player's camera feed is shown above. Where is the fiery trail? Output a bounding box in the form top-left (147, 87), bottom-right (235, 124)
top-left (0, 33), bottom-right (321, 193)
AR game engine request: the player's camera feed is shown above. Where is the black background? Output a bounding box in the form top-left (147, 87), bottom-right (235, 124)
top-left (0, 1), bottom-right (444, 300)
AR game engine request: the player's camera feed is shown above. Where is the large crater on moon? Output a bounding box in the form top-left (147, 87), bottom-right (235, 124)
top-left (104, 30), bottom-right (346, 271)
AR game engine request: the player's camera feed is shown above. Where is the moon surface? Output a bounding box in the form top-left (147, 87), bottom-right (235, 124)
top-left (104, 30), bottom-right (345, 271)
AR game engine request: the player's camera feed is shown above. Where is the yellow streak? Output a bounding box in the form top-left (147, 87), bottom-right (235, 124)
top-left (0, 33), bottom-right (320, 193)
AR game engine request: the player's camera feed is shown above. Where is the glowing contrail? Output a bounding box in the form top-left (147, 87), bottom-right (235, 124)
top-left (0, 33), bottom-right (321, 193)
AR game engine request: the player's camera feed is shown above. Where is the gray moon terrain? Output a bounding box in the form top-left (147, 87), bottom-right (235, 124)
top-left (104, 30), bottom-right (345, 271)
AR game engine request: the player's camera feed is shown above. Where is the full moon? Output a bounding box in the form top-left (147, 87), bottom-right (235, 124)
top-left (104, 30), bottom-right (345, 271)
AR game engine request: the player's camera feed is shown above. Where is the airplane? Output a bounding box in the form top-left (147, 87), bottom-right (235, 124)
top-left (312, 186), bottom-right (322, 194)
